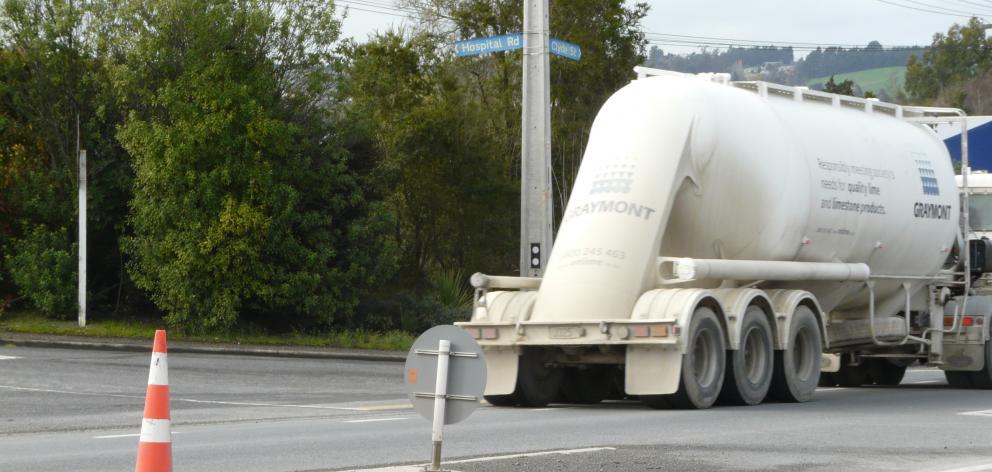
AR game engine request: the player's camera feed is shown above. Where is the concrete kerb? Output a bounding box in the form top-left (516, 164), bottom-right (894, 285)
top-left (0, 332), bottom-right (406, 362)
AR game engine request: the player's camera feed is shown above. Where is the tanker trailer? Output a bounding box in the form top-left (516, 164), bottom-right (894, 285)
top-left (457, 67), bottom-right (992, 409)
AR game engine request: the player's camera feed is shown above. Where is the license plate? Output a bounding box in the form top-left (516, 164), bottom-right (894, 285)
top-left (549, 326), bottom-right (585, 339)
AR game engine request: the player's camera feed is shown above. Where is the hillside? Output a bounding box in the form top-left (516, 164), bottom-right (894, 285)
top-left (807, 66), bottom-right (906, 96)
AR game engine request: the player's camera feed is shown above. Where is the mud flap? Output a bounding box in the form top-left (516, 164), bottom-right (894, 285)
top-left (942, 343), bottom-right (986, 372)
top-left (483, 346), bottom-right (519, 395)
top-left (625, 345), bottom-right (681, 395)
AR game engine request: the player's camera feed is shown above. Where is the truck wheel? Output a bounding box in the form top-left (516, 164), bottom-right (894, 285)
top-left (483, 393), bottom-right (519, 407)
top-left (607, 366), bottom-right (626, 400)
top-left (969, 325), bottom-right (992, 389)
top-left (867, 358), bottom-right (906, 386)
top-left (770, 305), bottom-right (821, 402)
top-left (818, 372), bottom-right (838, 387)
top-left (643, 306), bottom-right (725, 409)
top-left (718, 306), bottom-right (773, 405)
top-left (945, 371), bottom-right (973, 388)
top-left (834, 354), bottom-right (869, 387)
top-left (560, 365), bottom-right (612, 404)
top-left (516, 348), bottom-right (563, 407)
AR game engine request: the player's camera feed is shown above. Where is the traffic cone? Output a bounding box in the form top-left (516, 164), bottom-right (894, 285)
top-left (136, 330), bottom-right (171, 472)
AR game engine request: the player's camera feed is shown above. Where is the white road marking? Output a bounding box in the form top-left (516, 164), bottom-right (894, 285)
top-left (175, 398), bottom-right (359, 411)
top-left (0, 355), bottom-right (21, 360)
top-left (910, 380), bottom-right (943, 384)
top-left (0, 384), bottom-right (361, 411)
top-left (439, 447), bottom-right (617, 465)
top-left (958, 409), bottom-right (992, 417)
top-left (344, 417), bottom-right (408, 424)
top-left (928, 462), bottom-right (992, 472)
top-left (0, 384), bottom-right (144, 400)
top-left (94, 432), bottom-right (183, 439)
top-left (816, 388), bottom-right (846, 391)
top-left (353, 403), bottom-right (412, 411)
top-left (93, 433), bottom-right (140, 439)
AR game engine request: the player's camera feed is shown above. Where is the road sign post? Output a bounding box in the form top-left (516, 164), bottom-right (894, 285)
top-left (404, 325), bottom-right (487, 472)
top-left (429, 339), bottom-right (449, 471)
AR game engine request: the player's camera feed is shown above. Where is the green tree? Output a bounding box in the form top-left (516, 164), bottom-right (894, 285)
top-left (339, 32), bottom-right (517, 281)
top-left (906, 17), bottom-right (992, 109)
top-left (395, 0), bottom-right (649, 265)
top-left (823, 74), bottom-right (855, 95)
top-left (113, 0), bottom-right (394, 332)
top-left (0, 0), bottom-right (132, 316)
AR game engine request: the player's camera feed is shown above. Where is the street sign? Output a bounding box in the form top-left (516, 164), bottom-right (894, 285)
top-left (405, 325), bottom-right (487, 472)
top-left (454, 33), bottom-right (580, 62)
top-left (550, 38), bottom-right (581, 61)
top-left (455, 33), bottom-right (523, 57)
top-left (404, 325), bottom-right (487, 424)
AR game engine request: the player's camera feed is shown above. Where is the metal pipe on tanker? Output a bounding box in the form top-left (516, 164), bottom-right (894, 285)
top-left (660, 258), bottom-right (870, 283)
top-left (962, 112), bottom-right (970, 294)
top-left (958, 111), bottom-right (970, 337)
top-left (470, 273), bottom-right (542, 290)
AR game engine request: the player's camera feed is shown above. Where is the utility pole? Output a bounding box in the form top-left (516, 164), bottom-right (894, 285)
top-left (520, 0), bottom-right (553, 277)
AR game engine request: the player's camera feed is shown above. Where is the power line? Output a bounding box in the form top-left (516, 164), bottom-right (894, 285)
top-left (336, 1), bottom-right (931, 53)
top-left (874, 0), bottom-right (985, 18)
top-left (894, 0), bottom-right (992, 16)
top-left (337, 0), bottom-right (419, 18)
top-left (339, 0), bottom-right (415, 13)
top-left (646, 40), bottom-right (925, 53)
top-left (336, 0), bottom-right (457, 23)
top-left (645, 31), bottom-right (921, 49)
top-left (947, 0), bottom-right (992, 15)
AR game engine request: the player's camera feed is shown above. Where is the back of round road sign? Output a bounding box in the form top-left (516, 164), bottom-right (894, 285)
top-left (404, 325), bottom-right (487, 425)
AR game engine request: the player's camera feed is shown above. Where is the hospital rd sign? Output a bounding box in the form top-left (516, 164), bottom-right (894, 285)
top-left (455, 33), bottom-right (581, 61)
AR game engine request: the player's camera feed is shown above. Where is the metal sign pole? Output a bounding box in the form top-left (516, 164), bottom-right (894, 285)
top-left (428, 339), bottom-right (450, 472)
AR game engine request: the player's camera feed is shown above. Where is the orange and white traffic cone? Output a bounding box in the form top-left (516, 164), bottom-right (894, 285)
top-left (135, 329), bottom-right (171, 472)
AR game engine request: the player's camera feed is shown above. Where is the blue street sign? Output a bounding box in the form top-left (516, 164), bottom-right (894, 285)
top-left (455, 33), bottom-right (523, 57)
top-left (550, 38), bottom-right (581, 61)
top-left (454, 34), bottom-right (581, 61)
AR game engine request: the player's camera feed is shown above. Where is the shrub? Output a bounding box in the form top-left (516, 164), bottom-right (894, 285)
top-left (4, 225), bottom-right (75, 317)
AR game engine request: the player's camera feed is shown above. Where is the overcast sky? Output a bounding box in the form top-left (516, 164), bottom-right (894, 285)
top-left (336, 0), bottom-right (985, 56)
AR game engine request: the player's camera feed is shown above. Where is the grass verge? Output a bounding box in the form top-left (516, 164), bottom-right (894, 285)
top-left (0, 310), bottom-right (414, 351)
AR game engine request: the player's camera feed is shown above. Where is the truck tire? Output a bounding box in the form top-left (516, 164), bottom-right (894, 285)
top-left (643, 306), bottom-right (726, 409)
top-left (516, 348), bottom-right (563, 407)
top-left (483, 393), bottom-right (519, 407)
top-left (770, 305), bottom-right (821, 402)
top-left (834, 354), bottom-right (869, 387)
top-left (818, 372), bottom-right (838, 387)
top-left (718, 306), bottom-right (774, 405)
top-left (867, 358), bottom-right (906, 386)
top-left (969, 325), bottom-right (992, 389)
top-left (560, 365), bottom-right (612, 404)
top-left (945, 371), bottom-right (973, 388)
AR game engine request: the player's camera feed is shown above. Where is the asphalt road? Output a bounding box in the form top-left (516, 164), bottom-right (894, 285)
top-left (2, 344), bottom-right (992, 472)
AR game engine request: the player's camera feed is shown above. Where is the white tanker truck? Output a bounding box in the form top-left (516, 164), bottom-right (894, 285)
top-left (457, 67), bottom-right (992, 409)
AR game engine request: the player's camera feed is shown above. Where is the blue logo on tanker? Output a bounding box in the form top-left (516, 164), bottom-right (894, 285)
top-left (916, 160), bottom-right (940, 196)
top-left (591, 163), bottom-right (635, 194)
top-left (912, 159), bottom-right (951, 220)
